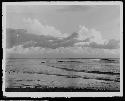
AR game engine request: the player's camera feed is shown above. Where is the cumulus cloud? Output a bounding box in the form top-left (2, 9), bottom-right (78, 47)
top-left (23, 18), bottom-right (70, 39)
top-left (74, 42), bottom-right (89, 46)
top-left (77, 25), bottom-right (106, 44)
top-left (6, 28), bottom-right (79, 49)
top-left (6, 45), bottom-right (46, 54)
top-left (84, 39), bottom-right (120, 49)
top-left (75, 25), bottom-right (120, 49)
top-left (6, 25), bottom-right (120, 50)
top-left (6, 45), bottom-right (120, 58)
top-left (22, 41), bottom-right (37, 48)
top-left (75, 38), bottom-right (120, 49)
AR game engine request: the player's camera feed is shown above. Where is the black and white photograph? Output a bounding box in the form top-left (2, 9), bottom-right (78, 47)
top-left (2, 1), bottom-right (123, 97)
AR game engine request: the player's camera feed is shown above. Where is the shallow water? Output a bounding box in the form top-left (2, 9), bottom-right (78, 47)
top-left (5, 58), bottom-right (120, 92)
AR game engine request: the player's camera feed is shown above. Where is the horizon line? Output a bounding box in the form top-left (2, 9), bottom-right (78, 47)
top-left (6, 57), bottom-right (120, 59)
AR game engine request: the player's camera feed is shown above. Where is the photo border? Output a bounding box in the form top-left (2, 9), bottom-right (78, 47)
top-left (2, 1), bottom-right (123, 97)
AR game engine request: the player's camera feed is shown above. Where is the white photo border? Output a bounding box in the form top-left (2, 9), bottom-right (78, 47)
top-left (2, 1), bottom-right (123, 97)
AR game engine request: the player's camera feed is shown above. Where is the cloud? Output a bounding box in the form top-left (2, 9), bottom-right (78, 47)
top-left (75, 38), bottom-right (120, 49)
top-left (23, 18), bottom-right (70, 39)
top-left (6, 45), bottom-right (120, 58)
top-left (6, 45), bottom-right (46, 54)
top-left (85, 39), bottom-right (120, 49)
top-left (6, 25), bottom-right (120, 50)
top-left (21, 36), bottom-right (78, 49)
top-left (77, 25), bottom-right (106, 44)
top-left (6, 28), bottom-right (78, 49)
top-left (64, 32), bottom-right (78, 40)
top-left (74, 42), bottom-right (89, 46)
top-left (6, 25), bottom-right (120, 58)
top-left (22, 41), bottom-right (37, 48)
top-left (75, 25), bottom-right (120, 49)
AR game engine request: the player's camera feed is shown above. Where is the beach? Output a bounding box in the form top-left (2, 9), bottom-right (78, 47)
top-left (5, 58), bottom-right (120, 92)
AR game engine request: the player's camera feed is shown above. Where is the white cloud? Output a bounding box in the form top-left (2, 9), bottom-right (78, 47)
top-left (74, 42), bottom-right (89, 46)
top-left (77, 25), bottom-right (107, 44)
top-left (75, 25), bottom-right (120, 49)
top-left (84, 39), bottom-right (120, 49)
top-left (6, 45), bottom-right (45, 54)
top-left (6, 45), bottom-right (120, 58)
top-left (6, 45), bottom-right (29, 54)
top-left (23, 18), bottom-right (70, 39)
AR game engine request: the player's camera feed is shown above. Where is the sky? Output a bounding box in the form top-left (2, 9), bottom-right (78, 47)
top-left (5, 3), bottom-right (121, 58)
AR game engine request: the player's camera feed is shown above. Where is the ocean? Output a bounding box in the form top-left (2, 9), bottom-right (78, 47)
top-left (5, 58), bottom-right (120, 92)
